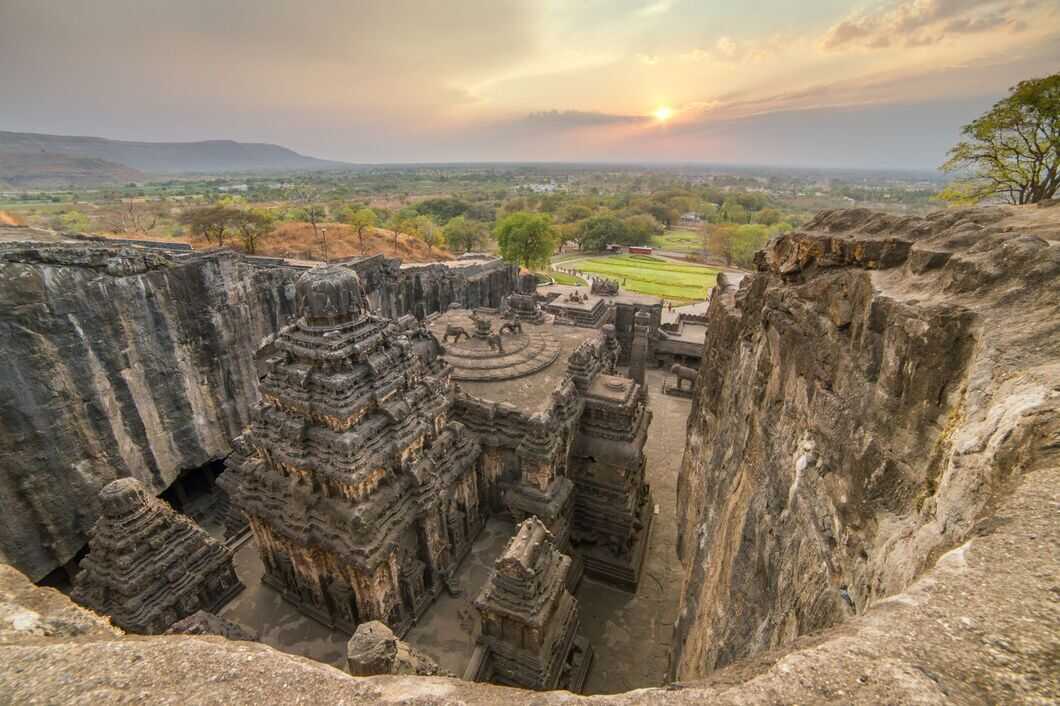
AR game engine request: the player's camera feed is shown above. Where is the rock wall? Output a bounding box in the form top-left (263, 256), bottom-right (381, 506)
top-left (672, 206), bottom-right (1059, 680)
top-left (0, 244), bottom-right (517, 583)
top-left (0, 244), bottom-right (297, 581)
top-left (343, 254), bottom-right (518, 320)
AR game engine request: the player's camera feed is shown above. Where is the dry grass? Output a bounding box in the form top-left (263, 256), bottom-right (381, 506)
top-left (98, 220), bottom-right (453, 263)
top-left (247, 222), bottom-right (452, 262)
top-left (0, 210), bottom-right (23, 225)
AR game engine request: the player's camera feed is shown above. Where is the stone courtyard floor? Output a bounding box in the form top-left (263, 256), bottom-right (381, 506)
top-left (220, 538), bottom-right (349, 669)
top-left (404, 517), bottom-right (514, 674)
top-left (576, 367), bottom-right (688, 693)
top-left (217, 367), bottom-right (690, 692)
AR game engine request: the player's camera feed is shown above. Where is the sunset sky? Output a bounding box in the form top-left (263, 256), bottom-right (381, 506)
top-left (2, 0), bottom-right (1058, 168)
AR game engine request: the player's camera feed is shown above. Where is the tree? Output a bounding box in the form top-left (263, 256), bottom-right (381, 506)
top-left (728, 225), bottom-right (770, 268)
top-left (704, 224), bottom-right (736, 266)
top-left (231, 208), bottom-right (274, 254)
top-left (345, 207), bottom-right (378, 255)
top-left (754, 207), bottom-right (781, 226)
top-left (178, 205), bottom-right (241, 247)
top-left (941, 73), bottom-right (1059, 204)
top-left (718, 199), bottom-right (749, 224)
top-left (623, 214), bottom-right (663, 244)
top-left (443, 215), bottom-right (487, 253)
top-left (494, 212), bottom-right (556, 269)
top-left (410, 215), bottom-right (442, 255)
top-left (300, 204), bottom-right (328, 240)
top-left (415, 197), bottom-right (471, 223)
top-left (58, 210), bottom-right (91, 233)
top-left (387, 207), bottom-right (418, 250)
top-left (575, 215), bottom-right (631, 251)
top-left (559, 204), bottom-right (593, 223)
top-left (108, 199), bottom-right (160, 235)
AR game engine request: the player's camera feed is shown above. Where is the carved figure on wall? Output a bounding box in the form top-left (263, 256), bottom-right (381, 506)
top-left (486, 334), bottom-right (505, 353)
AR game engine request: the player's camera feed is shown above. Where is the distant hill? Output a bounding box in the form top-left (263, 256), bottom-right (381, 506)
top-left (0, 131), bottom-right (344, 180)
top-left (0, 151), bottom-right (146, 188)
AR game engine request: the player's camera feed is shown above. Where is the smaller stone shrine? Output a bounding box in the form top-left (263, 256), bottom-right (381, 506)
top-left (467, 517), bottom-right (592, 692)
top-left (503, 272), bottom-right (545, 324)
top-left (72, 477), bottom-right (243, 635)
top-left (590, 277), bottom-right (619, 296)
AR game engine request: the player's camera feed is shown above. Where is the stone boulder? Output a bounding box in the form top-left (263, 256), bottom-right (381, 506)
top-left (346, 621), bottom-right (447, 677)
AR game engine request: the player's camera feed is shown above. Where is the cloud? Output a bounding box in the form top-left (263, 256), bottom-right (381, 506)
top-left (821, 0), bottom-right (1037, 50)
top-left (636, 1), bottom-right (673, 17)
top-left (519, 110), bottom-right (649, 129)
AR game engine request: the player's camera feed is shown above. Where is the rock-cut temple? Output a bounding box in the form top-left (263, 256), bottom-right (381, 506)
top-left (226, 263), bottom-right (657, 689)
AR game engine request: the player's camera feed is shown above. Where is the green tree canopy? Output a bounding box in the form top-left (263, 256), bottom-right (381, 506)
top-left (574, 215), bottom-right (631, 251)
top-left (753, 207), bottom-right (781, 225)
top-left (623, 213), bottom-right (663, 244)
top-left (344, 207), bottom-right (378, 255)
top-left (443, 215), bottom-right (488, 253)
top-left (179, 205), bottom-right (242, 246)
top-left (942, 73), bottom-right (1059, 204)
top-left (231, 208), bottom-right (274, 254)
top-left (414, 197), bottom-right (471, 223)
top-left (494, 212), bottom-right (556, 269)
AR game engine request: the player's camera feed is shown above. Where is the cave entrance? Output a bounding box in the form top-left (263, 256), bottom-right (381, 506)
top-left (36, 545), bottom-right (88, 595)
top-left (160, 457), bottom-right (228, 541)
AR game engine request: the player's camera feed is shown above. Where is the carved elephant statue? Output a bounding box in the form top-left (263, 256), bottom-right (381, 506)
top-left (499, 319), bottom-right (523, 335)
top-left (670, 363), bottom-right (698, 390)
top-left (443, 325), bottom-right (470, 343)
top-left (486, 334), bottom-right (504, 353)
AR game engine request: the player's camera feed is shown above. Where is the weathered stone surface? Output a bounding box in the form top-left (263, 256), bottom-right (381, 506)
top-left (2, 460), bottom-right (1057, 703)
top-left (72, 478), bottom-right (242, 634)
top-left (471, 517), bottom-right (592, 692)
top-left (229, 265), bottom-right (484, 636)
top-left (1, 244), bottom-right (516, 583)
top-left (0, 245), bottom-right (297, 582)
top-left (347, 620), bottom-right (446, 677)
top-left (168, 610), bottom-right (258, 641)
top-left (673, 205), bottom-right (1060, 683)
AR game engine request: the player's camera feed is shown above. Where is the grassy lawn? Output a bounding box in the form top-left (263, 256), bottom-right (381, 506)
top-left (650, 229), bottom-right (703, 253)
top-left (537, 268), bottom-right (587, 286)
top-left (572, 254), bottom-right (717, 303)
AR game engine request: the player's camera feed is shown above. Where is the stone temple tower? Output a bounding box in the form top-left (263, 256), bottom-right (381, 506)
top-left (228, 265), bottom-right (483, 636)
top-left (469, 516), bottom-right (593, 692)
top-left (72, 477), bottom-right (242, 634)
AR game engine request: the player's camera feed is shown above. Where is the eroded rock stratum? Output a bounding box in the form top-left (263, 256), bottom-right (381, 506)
top-left (673, 205), bottom-right (1059, 692)
top-left (0, 243), bottom-right (516, 582)
top-left (0, 206), bottom-right (1056, 704)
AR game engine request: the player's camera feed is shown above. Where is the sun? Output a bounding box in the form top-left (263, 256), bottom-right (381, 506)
top-left (653, 105), bottom-right (673, 122)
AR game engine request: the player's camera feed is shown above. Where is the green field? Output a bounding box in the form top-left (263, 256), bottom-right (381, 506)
top-left (537, 268), bottom-right (587, 286)
top-left (572, 254), bottom-right (717, 303)
top-left (650, 229), bottom-right (703, 253)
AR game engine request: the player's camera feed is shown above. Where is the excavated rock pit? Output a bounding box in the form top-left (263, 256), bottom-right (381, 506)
top-left (0, 205), bottom-right (1056, 703)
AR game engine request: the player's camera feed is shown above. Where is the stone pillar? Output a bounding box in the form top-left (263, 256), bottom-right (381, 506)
top-left (629, 310), bottom-right (651, 391)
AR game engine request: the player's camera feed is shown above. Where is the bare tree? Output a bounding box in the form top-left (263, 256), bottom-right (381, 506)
top-left (108, 199), bottom-right (159, 235)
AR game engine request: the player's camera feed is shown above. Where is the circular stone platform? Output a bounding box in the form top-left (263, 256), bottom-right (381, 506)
top-left (429, 313), bottom-right (561, 382)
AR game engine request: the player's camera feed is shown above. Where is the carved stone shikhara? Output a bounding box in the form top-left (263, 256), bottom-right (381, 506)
top-left (228, 265), bottom-right (483, 636)
top-left (469, 517), bottom-right (592, 692)
top-left (71, 477), bottom-right (242, 634)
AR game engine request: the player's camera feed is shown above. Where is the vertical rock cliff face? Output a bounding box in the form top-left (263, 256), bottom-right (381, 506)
top-left (0, 244), bottom-right (297, 581)
top-left (672, 206), bottom-right (1059, 680)
top-left (0, 244), bottom-right (518, 583)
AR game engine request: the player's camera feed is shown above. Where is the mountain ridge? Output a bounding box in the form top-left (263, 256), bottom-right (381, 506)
top-left (0, 130), bottom-right (345, 179)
